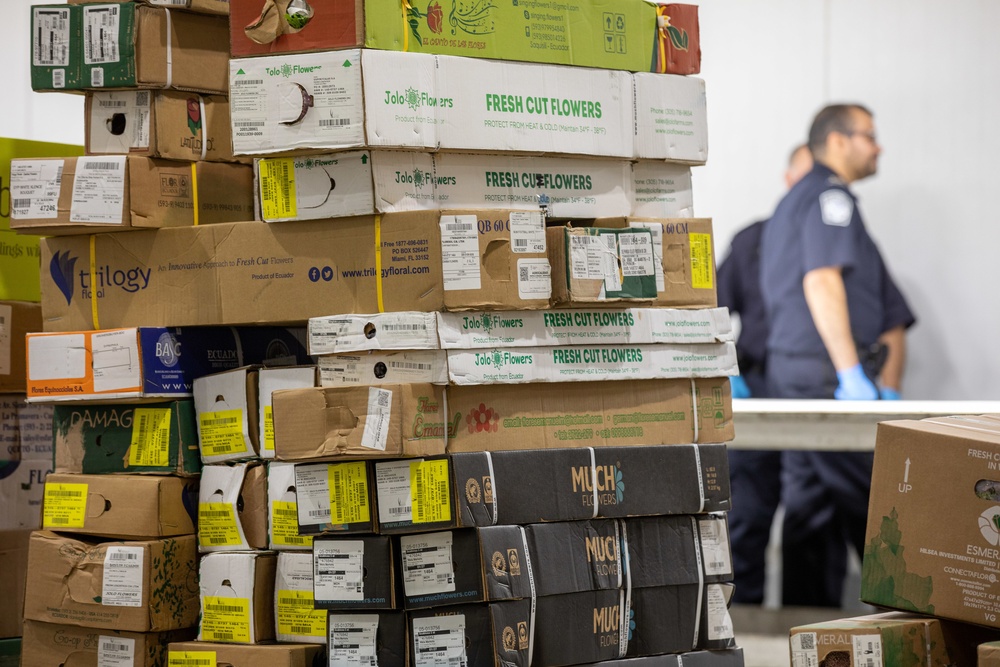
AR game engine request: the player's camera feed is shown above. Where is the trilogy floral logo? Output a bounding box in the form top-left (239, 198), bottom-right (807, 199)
top-left (467, 403), bottom-right (500, 434)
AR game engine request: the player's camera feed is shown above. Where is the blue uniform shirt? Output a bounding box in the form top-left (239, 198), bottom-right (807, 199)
top-left (760, 163), bottom-right (903, 357)
top-left (717, 220), bottom-right (768, 370)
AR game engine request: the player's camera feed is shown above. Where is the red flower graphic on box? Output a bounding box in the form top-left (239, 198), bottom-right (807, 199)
top-left (467, 403), bottom-right (500, 433)
top-left (426, 1), bottom-right (443, 34)
top-left (186, 98), bottom-right (201, 136)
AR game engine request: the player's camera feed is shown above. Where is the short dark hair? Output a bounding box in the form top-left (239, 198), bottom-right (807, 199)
top-left (808, 104), bottom-right (872, 156)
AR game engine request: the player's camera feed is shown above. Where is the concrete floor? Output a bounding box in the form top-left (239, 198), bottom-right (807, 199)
top-left (730, 604), bottom-right (865, 667)
top-left (737, 634), bottom-right (791, 667)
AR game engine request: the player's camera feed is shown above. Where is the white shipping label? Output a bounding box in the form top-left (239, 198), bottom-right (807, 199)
top-left (310, 313), bottom-right (434, 353)
top-left (102, 547), bottom-right (145, 607)
top-left (569, 236), bottom-right (606, 280)
top-left (790, 632), bottom-right (819, 667)
top-left (90, 91), bottom-right (152, 152)
top-left (33, 8), bottom-right (71, 66)
top-left (704, 584), bottom-right (735, 641)
top-left (698, 518), bottom-right (733, 577)
top-left (400, 532), bottom-right (455, 597)
top-left (440, 215), bottom-right (481, 291)
top-left (600, 233), bottom-right (623, 292)
top-left (360, 387), bottom-right (392, 451)
top-left (0, 304), bottom-right (11, 376)
top-left (91, 328), bottom-right (140, 392)
top-left (10, 160), bottom-right (63, 220)
top-left (315, 541), bottom-right (365, 602)
top-left (630, 222), bottom-right (665, 291)
top-left (618, 232), bottom-right (655, 277)
top-left (509, 211), bottom-right (546, 254)
top-left (517, 259), bottom-right (552, 300)
top-left (853, 634), bottom-right (883, 667)
top-left (83, 5), bottom-right (121, 65)
top-left (295, 465), bottom-right (332, 526)
top-left (412, 615), bottom-right (467, 667)
top-left (330, 615), bottom-right (379, 667)
top-left (149, 0), bottom-right (191, 5)
top-left (70, 156), bottom-right (127, 224)
top-left (98, 636), bottom-right (136, 667)
top-left (376, 460), bottom-right (413, 524)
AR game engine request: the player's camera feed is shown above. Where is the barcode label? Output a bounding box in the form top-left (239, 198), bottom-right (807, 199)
top-left (49, 490), bottom-right (83, 497)
top-left (382, 324), bottom-right (427, 331)
top-left (234, 121), bottom-right (265, 127)
top-left (291, 625), bottom-right (314, 634)
top-left (319, 118), bottom-right (352, 127)
top-left (514, 239), bottom-right (528, 247)
top-left (101, 641), bottom-right (130, 653)
top-left (202, 417), bottom-right (239, 426)
top-left (83, 161), bottom-right (121, 171)
top-left (91, 67), bottom-right (104, 87)
top-left (445, 223), bottom-right (474, 231)
top-left (205, 604), bottom-right (244, 613)
top-left (275, 508), bottom-right (297, 517)
top-left (212, 632), bottom-right (233, 640)
top-left (519, 266), bottom-right (529, 281)
top-left (108, 551), bottom-right (138, 560)
top-left (49, 517), bottom-right (70, 524)
top-left (13, 199), bottom-right (31, 209)
top-left (798, 635), bottom-right (815, 650)
top-left (98, 635), bottom-right (135, 667)
top-left (376, 392), bottom-right (390, 408)
top-left (401, 532), bottom-right (456, 597)
top-left (99, 99), bottom-right (127, 108)
top-left (389, 506), bottom-right (408, 515)
top-left (309, 509), bottom-right (328, 517)
top-left (233, 79), bottom-right (264, 86)
top-left (135, 91), bottom-right (150, 106)
top-left (53, 69), bottom-right (65, 88)
top-left (389, 361), bottom-right (433, 370)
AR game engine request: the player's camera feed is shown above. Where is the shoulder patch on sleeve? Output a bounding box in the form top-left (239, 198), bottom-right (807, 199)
top-left (819, 189), bottom-right (854, 227)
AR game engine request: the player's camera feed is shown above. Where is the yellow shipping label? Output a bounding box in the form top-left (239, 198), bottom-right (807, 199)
top-left (271, 500), bottom-right (312, 547)
top-left (168, 651), bottom-right (216, 667)
top-left (201, 596), bottom-right (252, 643)
top-left (259, 158), bottom-right (297, 220)
top-left (689, 232), bottom-right (714, 290)
top-left (263, 405), bottom-right (275, 453)
top-left (199, 409), bottom-right (249, 458)
top-left (43, 482), bottom-right (88, 528)
top-left (329, 461), bottom-right (371, 526)
top-left (198, 503), bottom-right (243, 548)
top-left (128, 407), bottom-right (173, 467)
top-left (411, 459), bottom-right (451, 524)
top-left (277, 589), bottom-right (327, 637)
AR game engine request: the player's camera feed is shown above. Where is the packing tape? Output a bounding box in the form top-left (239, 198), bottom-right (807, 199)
top-left (692, 444), bottom-right (705, 513)
top-left (164, 9), bottom-right (174, 89)
top-left (89, 235), bottom-right (100, 330)
top-left (618, 519), bottom-right (632, 658)
top-left (518, 526), bottom-right (537, 667)
top-left (690, 515), bottom-right (705, 651)
top-left (441, 387), bottom-right (449, 450)
top-left (374, 215), bottom-right (385, 313)
top-left (190, 162), bottom-right (200, 226)
top-left (484, 451), bottom-right (498, 526)
top-left (613, 519), bottom-right (624, 590)
top-left (198, 96), bottom-right (207, 160)
top-left (690, 378), bottom-right (699, 443)
top-left (655, 6), bottom-right (669, 74)
top-left (588, 447), bottom-right (598, 519)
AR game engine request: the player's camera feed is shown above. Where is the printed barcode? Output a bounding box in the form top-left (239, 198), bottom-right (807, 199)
top-left (438, 481), bottom-right (447, 500)
top-left (603, 235), bottom-right (617, 251)
top-left (234, 121), bottom-right (265, 127)
top-left (437, 574), bottom-right (453, 583)
top-left (514, 239), bottom-right (528, 247)
top-left (709, 561), bottom-right (725, 569)
top-left (291, 625), bottom-right (316, 634)
top-left (376, 391), bottom-right (390, 408)
top-left (319, 118), bottom-right (351, 127)
top-left (275, 508), bottom-right (297, 517)
top-left (445, 223), bottom-right (473, 232)
top-left (49, 517), bottom-right (70, 524)
top-left (53, 69), bottom-right (65, 88)
top-left (389, 362), bottom-right (432, 370)
top-left (202, 417), bottom-right (238, 426)
top-left (382, 324), bottom-right (426, 330)
top-left (519, 266), bottom-right (529, 281)
top-left (389, 506), bottom-right (409, 515)
top-left (99, 99), bottom-right (127, 108)
top-left (798, 635), bottom-right (815, 650)
top-left (13, 199), bottom-right (31, 209)
top-left (83, 161), bottom-right (120, 170)
top-left (135, 91), bottom-right (149, 106)
top-left (233, 79), bottom-right (264, 86)
top-left (92, 68), bottom-right (104, 87)
top-left (205, 604), bottom-right (244, 613)
top-left (172, 660), bottom-right (212, 667)
top-left (48, 490), bottom-right (83, 497)
top-left (278, 596), bottom-right (312, 606)
top-left (308, 509), bottom-right (327, 517)
top-left (415, 469), bottom-right (425, 521)
top-left (101, 640), bottom-right (130, 652)
top-left (108, 551), bottom-right (138, 560)
top-left (211, 631), bottom-right (234, 640)
top-left (207, 537), bottom-right (231, 544)
top-left (279, 161), bottom-right (291, 203)
top-left (861, 660), bottom-right (875, 667)
top-left (200, 510), bottom-right (232, 518)
top-left (713, 625), bottom-right (729, 634)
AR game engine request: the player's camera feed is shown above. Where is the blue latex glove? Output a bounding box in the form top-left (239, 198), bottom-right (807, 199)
top-left (730, 375), bottom-right (751, 399)
top-left (834, 363), bottom-right (880, 400)
top-left (880, 387), bottom-right (901, 400)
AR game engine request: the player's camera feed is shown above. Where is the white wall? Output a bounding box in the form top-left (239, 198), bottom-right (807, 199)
top-left (4, 0), bottom-right (998, 398)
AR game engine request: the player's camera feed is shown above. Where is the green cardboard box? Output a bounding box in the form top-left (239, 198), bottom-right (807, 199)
top-left (0, 638), bottom-right (20, 667)
top-left (30, 5), bottom-right (83, 91)
top-left (53, 400), bottom-right (201, 476)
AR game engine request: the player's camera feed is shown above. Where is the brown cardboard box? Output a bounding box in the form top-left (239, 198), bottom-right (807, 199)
top-left (22, 621), bottom-right (195, 667)
top-left (982, 641), bottom-right (1000, 665)
top-left (0, 302), bottom-right (40, 393)
top-left (198, 462), bottom-right (268, 552)
top-left (790, 612), bottom-right (999, 667)
top-left (167, 642), bottom-right (325, 667)
top-left (40, 211), bottom-right (557, 332)
top-left (193, 367), bottom-right (261, 464)
top-left (10, 156), bottom-right (253, 235)
top-left (199, 552), bottom-right (277, 644)
top-left (69, 0), bottom-right (229, 16)
top-left (23, 531), bottom-right (199, 631)
top-left (549, 218), bottom-right (717, 308)
top-left (85, 90), bottom-right (245, 162)
top-left (0, 531), bottom-right (30, 638)
top-left (271, 384), bottom-right (448, 461)
top-left (41, 473), bottom-right (197, 538)
top-left (863, 417), bottom-right (1000, 629)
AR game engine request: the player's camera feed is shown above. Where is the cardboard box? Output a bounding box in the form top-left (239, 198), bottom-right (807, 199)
top-left (1, 137), bottom-right (85, 233)
top-left (444, 377), bottom-right (733, 452)
top-left (258, 366), bottom-right (316, 459)
top-left (318, 351), bottom-right (448, 387)
top-left (30, 3), bottom-right (230, 93)
top-left (376, 444), bottom-right (731, 534)
top-left (549, 218), bottom-right (717, 308)
top-left (293, 461), bottom-right (376, 535)
top-left (41, 472), bottom-right (197, 538)
top-left (22, 622), bottom-right (195, 667)
top-left (0, 531), bottom-right (30, 638)
top-left (0, 639), bottom-right (17, 667)
top-left (574, 651), bottom-right (746, 667)
top-left (274, 552), bottom-right (328, 643)
top-left (625, 584), bottom-right (709, 657)
top-left (229, 50), bottom-right (633, 159)
top-left (436, 307), bottom-right (733, 349)
top-left (0, 302), bottom-right (41, 392)
top-left (446, 342), bottom-right (737, 385)
top-left (194, 367), bottom-right (261, 463)
top-left (0, 398), bottom-right (54, 531)
top-left (328, 611), bottom-right (407, 667)
top-left (532, 589), bottom-right (627, 666)
top-left (168, 641), bottom-right (325, 667)
top-left (230, 0), bottom-right (699, 75)
top-left (313, 536), bottom-right (398, 610)
top-left (10, 155), bottom-right (253, 235)
top-left (24, 531), bottom-right (199, 631)
top-left (199, 552), bottom-right (277, 644)
top-left (0, 230), bottom-right (43, 302)
top-left (254, 152), bottom-right (687, 223)
top-left (26, 326), bottom-right (310, 401)
top-left (198, 462), bottom-right (268, 552)
top-left (271, 384), bottom-right (449, 462)
top-left (267, 462), bottom-right (313, 550)
top-left (308, 312), bottom-right (439, 356)
top-left (632, 73), bottom-right (708, 162)
top-left (792, 612), bottom-right (1000, 667)
top-left (70, 0), bottom-right (229, 16)
top-left (86, 90), bottom-right (244, 162)
top-left (39, 212), bottom-right (566, 332)
top-left (53, 400), bottom-right (201, 476)
top-left (982, 641), bottom-right (1000, 666)
top-left (408, 600), bottom-right (531, 667)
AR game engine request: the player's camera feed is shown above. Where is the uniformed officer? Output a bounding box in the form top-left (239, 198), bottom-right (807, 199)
top-left (760, 104), bottom-right (916, 607)
top-left (717, 144), bottom-right (812, 604)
